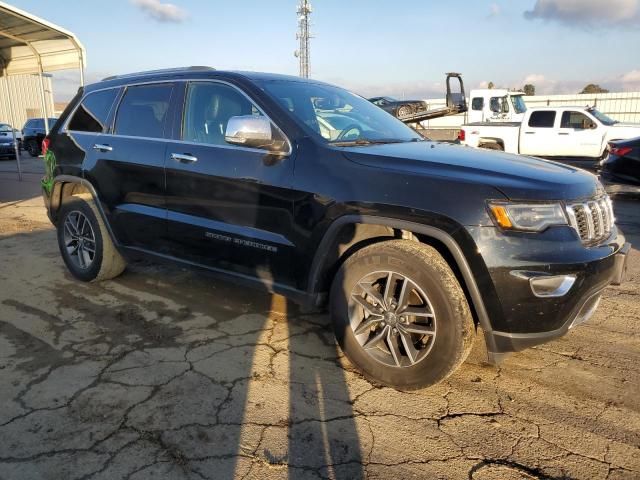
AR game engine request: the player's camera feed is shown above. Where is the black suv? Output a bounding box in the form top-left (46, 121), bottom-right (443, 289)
top-left (22, 117), bottom-right (58, 157)
top-left (42, 67), bottom-right (630, 389)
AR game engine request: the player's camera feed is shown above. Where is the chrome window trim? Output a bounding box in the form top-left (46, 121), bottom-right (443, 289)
top-left (61, 78), bottom-right (292, 157)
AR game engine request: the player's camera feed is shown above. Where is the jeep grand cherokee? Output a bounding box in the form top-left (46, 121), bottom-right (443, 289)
top-left (41, 67), bottom-right (630, 389)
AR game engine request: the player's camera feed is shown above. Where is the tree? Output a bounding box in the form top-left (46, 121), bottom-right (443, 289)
top-left (523, 84), bottom-right (536, 96)
top-left (580, 84), bottom-right (609, 94)
top-left (488, 81), bottom-right (495, 89)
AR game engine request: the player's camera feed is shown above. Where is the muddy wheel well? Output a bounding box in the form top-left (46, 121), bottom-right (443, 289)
top-left (316, 223), bottom-right (480, 328)
top-left (50, 181), bottom-right (92, 223)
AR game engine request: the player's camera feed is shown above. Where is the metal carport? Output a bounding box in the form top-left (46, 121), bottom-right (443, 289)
top-left (0, 1), bottom-right (85, 180)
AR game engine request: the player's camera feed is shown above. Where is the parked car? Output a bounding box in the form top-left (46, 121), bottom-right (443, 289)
top-left (42, 67), bottom-right (629, 390)
top-left (368, 96), bottom-right (428, 120)
top-left (22, 117), bottom-right (58, 157)
top-left (600, 137), bottom-right (640, 192)
top-left (0, 123), bottom-right (20, 159)
top-left (459, 106), bottom-right (640, 169)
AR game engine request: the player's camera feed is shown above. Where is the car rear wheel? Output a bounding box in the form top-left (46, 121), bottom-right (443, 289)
top-left (397, 105), bottom-right (413, 118)
top-left (330, 240), bottom-right (474, 390)
top-left (57, 194), bottom-right (126, 282)
top-left (479, 142), bottom-right (503, 151)
top-left (26, 140), bottom-right (40, 157)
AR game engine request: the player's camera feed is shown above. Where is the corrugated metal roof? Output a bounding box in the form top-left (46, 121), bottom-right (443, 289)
top-left (0, 1), bottom-right (85, 76)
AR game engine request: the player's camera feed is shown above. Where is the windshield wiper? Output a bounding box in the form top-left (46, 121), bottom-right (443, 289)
top-left (330, 138), bottom-right (421, 147)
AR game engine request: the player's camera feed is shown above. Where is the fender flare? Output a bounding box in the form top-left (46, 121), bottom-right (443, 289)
top-left (51, 175), bottom-right (121, 247)
top-left (307, 215), bottom-right (497, 352)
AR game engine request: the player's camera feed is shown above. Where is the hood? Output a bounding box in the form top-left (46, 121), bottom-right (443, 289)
top-left (341, 141), bottom-right (601, 201)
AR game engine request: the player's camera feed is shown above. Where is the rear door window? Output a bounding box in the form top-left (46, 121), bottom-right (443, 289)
top-left (561, 111), bottom-right (591, 129)
top-left (528, 111), bottom-right (556, 128)
top-left (114, 84), bottom-right (173, 138)
top-left (68, 89), bottom-right (119, 133)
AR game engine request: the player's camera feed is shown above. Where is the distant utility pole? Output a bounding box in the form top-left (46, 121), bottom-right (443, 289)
top-left (295, 0), bottom-right (312, 78)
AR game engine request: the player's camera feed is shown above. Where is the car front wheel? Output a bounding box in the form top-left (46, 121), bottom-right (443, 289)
top-left (330, 240), bottom-right (474, 390)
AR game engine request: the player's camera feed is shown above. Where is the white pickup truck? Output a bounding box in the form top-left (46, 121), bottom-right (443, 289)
top-left (460, 106), bottom-right (640, 163)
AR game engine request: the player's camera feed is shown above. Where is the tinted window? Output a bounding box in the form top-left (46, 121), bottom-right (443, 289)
top-left (182, 82), bottom-right (262, 146)
top-left (68, 89), bottom-right (118, 133)
top-left (471, 97), bottom-right (484, 111)
top-left (561, 111), bottom-right (591, 129)
top-left (26, 119), bottom-right (43, 129)
top-left (528, 111), bottom-right (556, 128)
top-left (114, 84), bottom-right (173, 138)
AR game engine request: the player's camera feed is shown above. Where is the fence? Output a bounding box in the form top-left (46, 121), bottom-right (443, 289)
top-left (420, 91), bottom-right (640, 129)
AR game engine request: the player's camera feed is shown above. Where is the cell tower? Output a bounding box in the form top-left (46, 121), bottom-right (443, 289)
top-left (294, 0), bottom-right (312, 78)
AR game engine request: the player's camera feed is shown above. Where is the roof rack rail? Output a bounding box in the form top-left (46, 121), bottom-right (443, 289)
top-left (102, 66), bottom-right (215, 82)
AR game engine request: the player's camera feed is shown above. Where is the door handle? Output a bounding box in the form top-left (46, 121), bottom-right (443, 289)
top-left (558, 132), bottom-right (570, 135)
top-left (524, 132), bottom-right (535, 135)
top-left (171, 153), bottom-right (198, 163)
top-left (93, 144), bottom-right (113, 152)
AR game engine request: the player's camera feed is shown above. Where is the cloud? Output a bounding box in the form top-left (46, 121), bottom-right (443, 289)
top-left (619, 70), bottom-right (640, 90)
top-left (524, 0), bottom-right (640, 27)
top-left (131, 0), bottom-right (188, 23)
top-left (524, 74), bottom-right (546, 84)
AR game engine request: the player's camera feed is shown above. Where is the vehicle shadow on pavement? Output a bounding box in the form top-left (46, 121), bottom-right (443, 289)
top-left (0, 226), bottom-right (365, 479)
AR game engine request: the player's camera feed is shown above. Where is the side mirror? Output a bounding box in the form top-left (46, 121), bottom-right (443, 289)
top-left (225, 115), bottom-right (276, 150)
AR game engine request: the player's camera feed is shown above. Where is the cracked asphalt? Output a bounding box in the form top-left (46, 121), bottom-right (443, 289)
top-left (0, 183), bottom-right (639, 479)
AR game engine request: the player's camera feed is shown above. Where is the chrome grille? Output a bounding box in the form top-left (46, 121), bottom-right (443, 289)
top-left (566, 196), bottom-right (615, 245)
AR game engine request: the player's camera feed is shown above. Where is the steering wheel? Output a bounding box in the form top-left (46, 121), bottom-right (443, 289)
top-left (336, 124), bottom-right (362, 141)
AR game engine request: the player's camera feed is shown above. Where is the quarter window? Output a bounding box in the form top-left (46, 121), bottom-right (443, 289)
top-left (182, 82), bottom-right (263, 146)
top-left (528, 111), bottom-right (556, 128)
top-left (471, 97), bottom-right (484, 111)
top-left (114, 84), bottom-right (173, 138)
top-left (68, 89), bottom-right (118, 133)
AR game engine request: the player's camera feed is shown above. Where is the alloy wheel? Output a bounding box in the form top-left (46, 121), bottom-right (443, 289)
top-left (63, 210), bottom-right (96, 270)
top-left (348, 271), bottom-right (437, 368)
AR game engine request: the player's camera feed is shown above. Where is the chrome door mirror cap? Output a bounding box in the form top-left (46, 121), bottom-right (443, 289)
top-left (225, 115), bottom-right (284, 152)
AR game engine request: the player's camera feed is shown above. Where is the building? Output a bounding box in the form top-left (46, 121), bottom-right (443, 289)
top-left (0, 73), bottom-right (54, 129)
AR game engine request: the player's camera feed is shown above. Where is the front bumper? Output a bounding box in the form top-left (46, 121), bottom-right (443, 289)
top-left (467, 225), bottom-right (630, 360)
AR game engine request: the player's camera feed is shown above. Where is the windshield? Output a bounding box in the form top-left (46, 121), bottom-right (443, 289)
top-left (588, 108), bottom-right (617, 126)
top-left (512, 95), bottom-right (527, 114)
top-left (260, 80), bottom-right (423, 145)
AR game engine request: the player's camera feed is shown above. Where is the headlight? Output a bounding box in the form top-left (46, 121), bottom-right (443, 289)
top-left (488, 202), bottom-right (568, 231)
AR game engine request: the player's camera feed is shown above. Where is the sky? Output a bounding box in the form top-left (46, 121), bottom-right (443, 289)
top-left (9, 0), bottom-right (640, 102)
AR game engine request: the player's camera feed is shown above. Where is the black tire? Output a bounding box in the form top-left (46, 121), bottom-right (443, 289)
top-left (26, 140), bottom-right (40, 157)
top-left (330, 240), bottom-right (474, 390)
top-left (57, 194), bottom-right (126, 282)
top-left (479, 142), bottom-right (503, 151)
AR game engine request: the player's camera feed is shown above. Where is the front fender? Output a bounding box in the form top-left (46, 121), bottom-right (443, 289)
top-left (307, 214), bottom-right (500, 354)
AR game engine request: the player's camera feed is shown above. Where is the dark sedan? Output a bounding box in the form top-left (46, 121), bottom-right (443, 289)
top-left (368, 96), bottom-right (427, 120)
top-left (0, 123), bottom-right (18, 159)
top-left (601, 137), bottom-right (640, 192)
